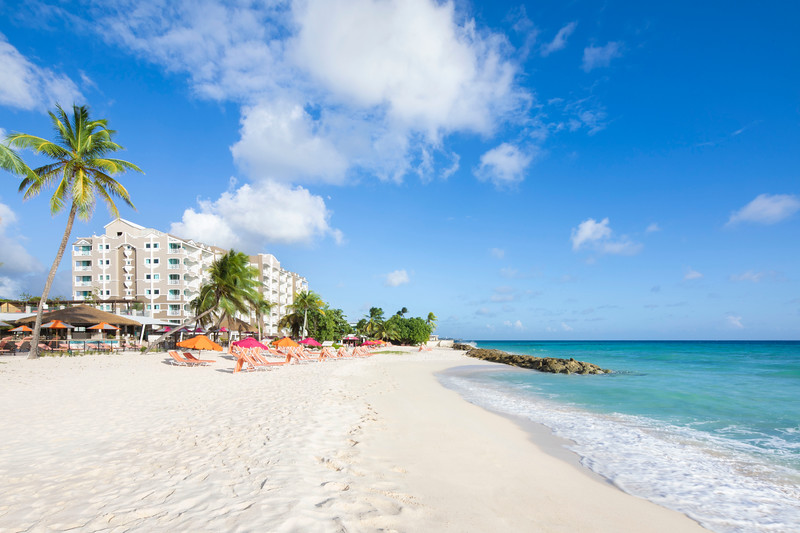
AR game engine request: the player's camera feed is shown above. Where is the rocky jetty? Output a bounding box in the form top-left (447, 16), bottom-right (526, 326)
top-left (452, 343), bottom-right (474, 351)
top-left (465, 348), bottom-right (611, 375)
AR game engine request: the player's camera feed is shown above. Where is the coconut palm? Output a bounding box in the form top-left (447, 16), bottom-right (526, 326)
top-left (145, 250), bottom-right (262, 352)
top-left (426, 312), bottom-right (438, 331)
top-left (289, 290), bottom-right (324, 338)
top-left (372, 319), bottom-right (400, 342)
top-left (278, 313), bottom-right (303, 337)
top-left (6, 104), bottom-right (142, 359)
top-left (0, 143), bottom-right (35, 178)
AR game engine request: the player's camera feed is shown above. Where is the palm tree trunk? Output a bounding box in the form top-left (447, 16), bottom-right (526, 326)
top-left (144, 306), bottom-right (217, 353)
top-left (28, 203), bottom-right (78, 359)
top-left (302, 309), bottom-right (308, 338)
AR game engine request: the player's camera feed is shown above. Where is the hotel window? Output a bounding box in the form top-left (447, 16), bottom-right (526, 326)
top-left (145, 289), bottom-right (160, 296)
top-left (145, 258), bottom-right (159, 265)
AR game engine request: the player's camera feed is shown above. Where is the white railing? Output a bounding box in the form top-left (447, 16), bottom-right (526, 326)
top-left (168, 265), bottom-right (180, 270)
top-left (73, 250), bottom-right (91, 256)
top-left (74, 266), bottom-right (91, 271)
top-left (74, 281), bottom-right (91, 286)
top-left (167, 295), bottom-right (181, 301)
top-left (168, 280), bottom-right (180, 285)
top-left (167, 310), bottom-right (182, 316)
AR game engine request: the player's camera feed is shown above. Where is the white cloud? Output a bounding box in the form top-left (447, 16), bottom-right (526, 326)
top-left (572, 217), bottom-right (612, 249)
top-left (571, 217), bottom-right (642, 255)
top-left (384, 269), bottom-right (410, 287)
top-left (89, 0), bottom-right (531, 188)
top-left (726, 315), bottom-right (744, 329)
top-left (503, 319), bottom-right (524, 330)
top-left (730, 270), bottom-right (780, 283)
top-left (684, 268), bottom-right (703, 281)
top-left (541, 21), bottom-right (577, 57)
top-left (561, 322), bottom-right (573, 331)
top-left (230, 100), bottom-right (349, 185)
top-left (582, 41), bottom-right (623, 72)
top-left (727, 193), bottom-right (800, 226)
top-left (646, 222), bottom-right (661, 233)
top-left (291, 0), bottom-right (526, 138)
top-left (490, 247), bottom-right (505, 259)
top-left (170, 181), bottom-right (339, 248)
top-left (0, 33), bottom-right (83, 110)
top-left (474, 143), bottom-right (534, 187)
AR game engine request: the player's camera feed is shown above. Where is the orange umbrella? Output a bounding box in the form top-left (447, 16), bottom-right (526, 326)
top-left (9, 325), bottom-right (33, 333)
top-left (177, 334), bottom-right (223, 352)
top-left (87, 322), bottom-right (120, 331)
top-left (274, 336), bottom-right (299, 348)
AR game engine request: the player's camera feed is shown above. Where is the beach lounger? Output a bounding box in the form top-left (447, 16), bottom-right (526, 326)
top-left (168, 351), bottom-right (204, 366)
top-left (183, 352), bottom-right (214, 364)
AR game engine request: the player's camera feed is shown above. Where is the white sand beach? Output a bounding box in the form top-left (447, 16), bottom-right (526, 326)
top-left (0, 347), bottom-right (707, 532)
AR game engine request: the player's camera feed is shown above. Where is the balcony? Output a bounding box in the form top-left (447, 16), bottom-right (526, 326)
top-left (167, 295), bottom-right (182, 301)
top-left (167, 264), bottom-right (181, 270)
top-left (74, 266), bottom-right (91, 271)
top-left (73, 250), bottom-right (92, 256)
top-left (168, 280), bottom-right (180, 285)
top-left (167, 310), bottom-right (182, 316)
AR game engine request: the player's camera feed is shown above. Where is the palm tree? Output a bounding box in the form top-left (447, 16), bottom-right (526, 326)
top-left (145, 250), bottom-right (262, 352)
top-left (427, 312), bottom-right (438, 331)
top-left (278, 313), bottom-right (303, 337)
top-left (0, 143), bottom-right (35, 178)
top-left (6, 104), bottom-right (142, 359)
top-left (289, 290), bottom-right (324, 338)
top-left (373, 319), bottom-right (400, 342)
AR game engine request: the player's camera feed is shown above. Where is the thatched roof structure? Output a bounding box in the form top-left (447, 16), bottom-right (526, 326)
top-left (16, 305), bottom-right (141, 327)
top-left (214, 315), bottom-right (254, 332)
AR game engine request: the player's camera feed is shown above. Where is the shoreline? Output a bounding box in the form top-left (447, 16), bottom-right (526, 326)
top-left (0, 347), bottom-right (707, 531)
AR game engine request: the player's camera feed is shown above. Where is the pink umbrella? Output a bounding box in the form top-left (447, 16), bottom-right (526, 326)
top-left (232, 337), bottom-right (269, 350)
top-left (299, 337), bottom-right (322, 347)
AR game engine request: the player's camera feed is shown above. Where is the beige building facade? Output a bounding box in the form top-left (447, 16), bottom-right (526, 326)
top-left (71, 219), bottom-right (307, 331)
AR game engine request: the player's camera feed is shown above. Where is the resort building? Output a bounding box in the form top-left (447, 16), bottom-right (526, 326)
top-left (248, 253), bottom-right (308, 336)
top-left (71, 219), bottom-right (307, 330)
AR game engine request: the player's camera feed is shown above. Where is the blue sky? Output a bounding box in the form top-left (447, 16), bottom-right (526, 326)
top-left (0, 0), bottom-right (798, 340)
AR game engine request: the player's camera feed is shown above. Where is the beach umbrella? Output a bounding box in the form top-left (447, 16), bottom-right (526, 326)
top-left (177, 334), bottom-right (223, 352)
top-left (88, 321), bottom-right (120, 341)
top-left (87, 322), bottom-right (120, 331)
top-left (274, 336), bottom-right (299, 348)
top-left (42, 320), bottom-right (75, 329)
top-left (0, 320), bottom-right (11, 328)
top-left (9, 325), bottom-right (33, 333)
top-left (299, 337), bottom-right (322, 347)
top-left (232, 337), bottom-right (269, 350)
top-left (42, 319), bottom-right (75, 341)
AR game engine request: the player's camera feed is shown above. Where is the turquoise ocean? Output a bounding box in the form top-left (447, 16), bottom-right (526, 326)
top-left (438, 341), bottom-right (800, 533)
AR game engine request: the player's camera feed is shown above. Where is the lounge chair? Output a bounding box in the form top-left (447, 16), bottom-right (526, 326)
top-left (183, 352), bottom-right (214, 364)
top-left (168, 351), bottom-right (204, 366)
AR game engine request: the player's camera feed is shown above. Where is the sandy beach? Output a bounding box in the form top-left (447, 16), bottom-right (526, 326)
top-left (0, 347), bottom-right (707, 532)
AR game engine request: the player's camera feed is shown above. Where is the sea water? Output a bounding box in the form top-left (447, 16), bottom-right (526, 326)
top-left (438, 341), bottom-right (800, 533)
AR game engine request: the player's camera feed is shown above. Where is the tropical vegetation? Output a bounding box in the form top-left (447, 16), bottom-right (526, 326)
top-left (4, 104), bottom-right (143, 359)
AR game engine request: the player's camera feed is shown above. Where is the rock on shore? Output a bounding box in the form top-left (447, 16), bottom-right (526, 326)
top-left (465, 348), bottom-right (611, 375)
